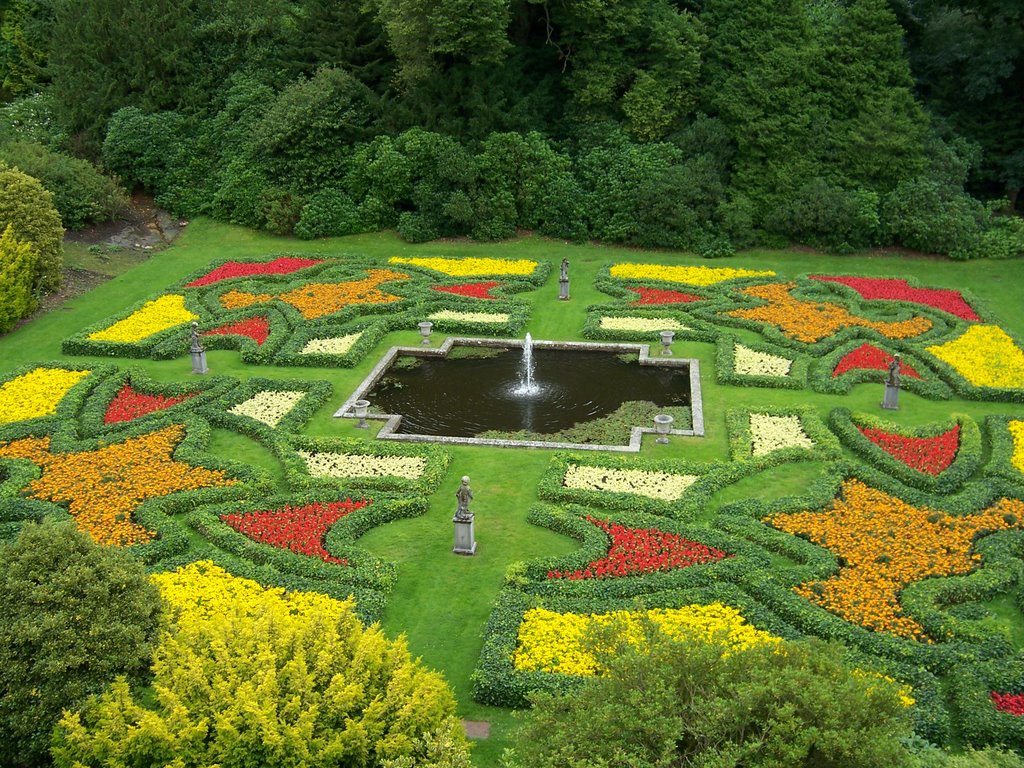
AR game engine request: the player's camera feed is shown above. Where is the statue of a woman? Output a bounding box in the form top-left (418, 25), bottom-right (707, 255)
top-left (886, 356), bottom-right (901, 388)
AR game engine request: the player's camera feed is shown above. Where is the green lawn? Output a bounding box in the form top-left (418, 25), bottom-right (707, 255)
top-left (3, 219), bottom-right (1024, 764)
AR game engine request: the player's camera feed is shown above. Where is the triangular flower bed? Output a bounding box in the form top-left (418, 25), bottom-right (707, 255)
top-left (185, 257), bottom-right (325, 288)
top-left (104, 382), bottom-right (198, 424)
top-left (630, 286), bottom-right (704, 305)
top-left (857, 424), bottom-right (960, 476)
top-left (203, 316), bottom-right (271, 346)
top-left (221, 498), bottom-right (369, 564)
top-left (431, 281), bottom-right (501, 300)
top-left (832, 343), bottom-right (922, 379)
top-left (547, 516), bottom-right (729, 579)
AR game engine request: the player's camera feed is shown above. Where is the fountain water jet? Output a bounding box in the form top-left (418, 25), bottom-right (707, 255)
top-left (513, 333), bottom-right (540, 396)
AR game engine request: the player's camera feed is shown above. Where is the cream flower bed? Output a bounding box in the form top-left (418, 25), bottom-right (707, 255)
top-left (749, 413), bottom-right (814, 456)
top-left (564, 464), bottom-right (698, 502)
top-left (734, 343), bottom-right (792, 376)
top-left (298, 450), bottom-right (426, 480)
top-left (229, 390), bottom-right (306, 427)
top-left (599, 316), bottom-right (688, 332)
top-left (428, 310), bottom-right (510, 324)
top-left (300, 332), bottom-right (362, 355)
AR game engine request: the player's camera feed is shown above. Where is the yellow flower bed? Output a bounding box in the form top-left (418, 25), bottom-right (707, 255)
top-left (609, 263), bottom-right (774, 286)
top-left (0, 368), bottom-right (90, 424)
top-left (152, 560), bottom-right (350, 632)
top-left (389, 256), bottom-right (538, 276)
top-left (88, 294), bottom-right (197, 342)
top-left (1009, 420), bottom-right (1024, 474)
top-left (927, 325), bottom-right (1024, 388)
top-left (513, 603), bottom-right (778, 676)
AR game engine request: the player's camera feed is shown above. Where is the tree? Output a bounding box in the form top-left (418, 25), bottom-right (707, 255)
top-left (505, 626), bottom-right (917, 768)
top-left (0, 0), bottom-right (54, 97)
top-left (0, 163), bottom-right (63, 294)
top-left (52, 561), bottom-right (472, 768)
top-left (0, 223), bottom-right (37, 332)
top-left (0, 519), bottom-right (161, 768)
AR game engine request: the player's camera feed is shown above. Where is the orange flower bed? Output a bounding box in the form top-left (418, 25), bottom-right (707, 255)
top-left (219, 268), bottom-right (409, 320)
top-left (727, 283), bottom-right (933, 344)
top-left (0, 425), bottom-right (236, 546)
top-left (765, 479), bottom-right (1024, 640)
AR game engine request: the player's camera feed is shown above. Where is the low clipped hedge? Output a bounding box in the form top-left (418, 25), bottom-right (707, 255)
top-left (829, 408), bottom-right (983, 493)
top-left (536, 451), bottom-right (757, 521)
top-left (725, 405), bottom-right (842, 463)
top-left (282, 434), bottom-right (451, 494)
top-left (714, 333), bottom-right (809, 390)
top-left (985, 415), bottom-right (1024, 483)
top-left (808, 337), bottom-right (953, 399)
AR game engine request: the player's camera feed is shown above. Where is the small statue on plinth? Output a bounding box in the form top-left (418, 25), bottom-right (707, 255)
top-left (558, 258), bottom-right (570, 300)
top-left (189, 321), bottom-right (208, 375)
top-left (881, 355), bottom-right (901, 410)
top-left (452, 475), bottom-right (477, 555)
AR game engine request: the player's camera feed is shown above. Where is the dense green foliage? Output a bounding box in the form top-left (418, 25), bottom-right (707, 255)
top-left (0, 0), bottom-right (1017, 256)
top-left (0, 519), bottom-right (161, 768)
top-left (505, 629), bottom-right (916, 768)
top-left (0, 223), bottom-right (36, 331)
top-left (52, 572), bottom-right (471, 768)
top-left (0, 163), bottom-right (62, 293)
top-left (0, 140), bottom-right (125, 227)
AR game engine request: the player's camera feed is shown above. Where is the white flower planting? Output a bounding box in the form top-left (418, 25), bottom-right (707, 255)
top-left (734, 343), bottom-right (792, 376)
top-left (599, 316), bottom-right (688, 332)
top-left (298, 450), bottom-right (426, 480)
top-left (300, 332), bottom-right (362, 355)
top-left (428, 310), bottom-right (510, 324)
top-left (229, 390), bottom-right (306, 427)
top-left (563, 464), bottom-right (698, 502)
top-left (749, 413), bottom-right (814, 456)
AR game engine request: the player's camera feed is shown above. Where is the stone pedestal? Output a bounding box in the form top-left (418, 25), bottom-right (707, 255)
top-left (881, 382), bottom-right (900, 410)
top-left (190, 349), bottom-right (208, 375)
top-left (559, 278), bottom-right (569, 300)
top-left (453, 513), bottom-right (477, 555)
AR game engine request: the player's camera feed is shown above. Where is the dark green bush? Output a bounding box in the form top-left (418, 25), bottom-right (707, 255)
top-left (0, 140), bottom-right (126, 228)
top-left (765, 178), bottom-right (881, 251)
top-left (0, 519), bottom-right (161, 768)
top-left (295, 189), bottom-right (361, 239)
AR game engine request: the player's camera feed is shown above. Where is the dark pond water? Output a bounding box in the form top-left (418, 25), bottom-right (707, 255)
top-left (366, 347), bottom-right (691, 438)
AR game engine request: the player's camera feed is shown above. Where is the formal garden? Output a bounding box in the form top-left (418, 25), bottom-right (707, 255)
top-left (0, 218), bottom-right (1022, 765)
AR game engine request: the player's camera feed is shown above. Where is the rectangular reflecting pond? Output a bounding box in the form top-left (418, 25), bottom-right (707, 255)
top-left (365, 345), bottom-right (691, 439)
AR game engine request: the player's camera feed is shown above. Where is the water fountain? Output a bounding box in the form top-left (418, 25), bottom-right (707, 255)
top-left (513, 333), bottom-right (539, 396)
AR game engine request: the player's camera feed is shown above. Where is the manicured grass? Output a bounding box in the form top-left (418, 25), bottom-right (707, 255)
top-left (2, 220), bottom-right (1023, 764)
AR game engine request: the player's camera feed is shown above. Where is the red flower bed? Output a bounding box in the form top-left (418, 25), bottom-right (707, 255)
top-left (104, 383), bottom-right (197, 424)
top-left (203, 316), bottom-right (271, 346)
top-left (630, 286), bottom-right (703, 305)
top-left (431, 281), bottom-right (501, 300)
top-left (832, 343), bottom-right (922, 379)
top-left (185, 257), bottom-right (324, 288)
top-left (547, 516), bottom-right (729, 579)
top-left (809, 275), bottom-right (980, 321)
top-left (221, 498), bottom-right (369, 564)
top-left (857, 424), bottom-right (960, 475)
top-left (992, 692), bottom-right (1024, 716)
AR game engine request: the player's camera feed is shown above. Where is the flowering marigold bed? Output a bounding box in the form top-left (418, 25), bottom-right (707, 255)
top-left (104, 383), bottom-right (197, 424)
top-left (609, 263), bottom-right (774, 286)
top-left (513, 603), bottom-right (778, 676)
top-left (809, 275), bottom-right (981, 322)
top-left (185, 257), bottom-right (324, 288)
top-left (766, 479), bottom-right (1024, 641)
top-left (389, 256), bottom-right (538, 276)
top-left (0, 367), bottom-right (90, 424)
top-left (857, 424), bottom-right (960, 475)
top-left (88, 294), bottom-right (197, 343)
top-left (221, 499), bottom-right (369, 564)
top-left (832, 343), bottom-right (922, 379)
top-left (927, 325), bottom-right (1024, 389)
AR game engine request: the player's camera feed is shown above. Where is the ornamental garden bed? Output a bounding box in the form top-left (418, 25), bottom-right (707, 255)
top-left (2, 233), bottom-right (1024, 760)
